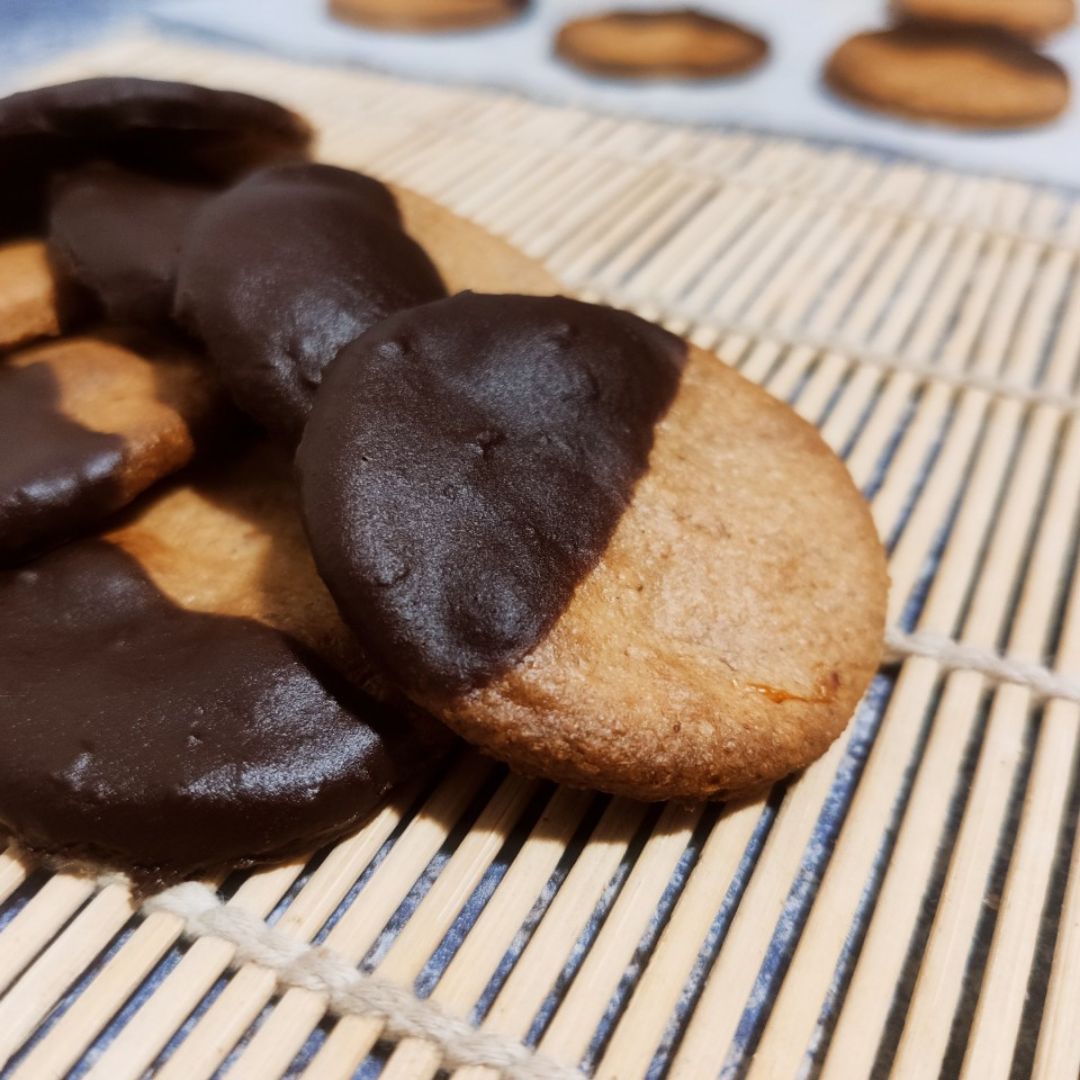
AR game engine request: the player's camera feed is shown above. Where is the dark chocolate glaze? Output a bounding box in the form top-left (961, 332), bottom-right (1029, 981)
top-left (0, 77), bottom-right (311, 235)
top-left (0, 362), bottom-right (125, 566)
top-left (48, 162), bottom-right (215, 325)
top-left (297, 293), bottom-right (687, 695)
top-left (174, 163), bottom-right (447, 441)
top-left (0, 540), bottom-right (414, 881)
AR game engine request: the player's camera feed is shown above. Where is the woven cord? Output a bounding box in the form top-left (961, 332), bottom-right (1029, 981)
top-left (884, 627), bottom-right (1080, 704)
top-left (143, 882), bottom-right (583, 1080)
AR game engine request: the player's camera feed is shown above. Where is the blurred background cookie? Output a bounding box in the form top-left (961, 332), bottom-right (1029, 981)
top-left (555, 8), bottom-right (768, 80)
top-left (893, 0), bottom-right (1076, 41)
top-left (329, 0), bottom-right (527, 32)
top-left (825, 24), bottom-right (1070, 129)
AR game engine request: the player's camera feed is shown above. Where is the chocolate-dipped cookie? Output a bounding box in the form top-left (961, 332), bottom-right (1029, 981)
top-left (0, 444), bottom-right (447, 883)
top-left (0, 77), bottom-right (311, 235)
top-left (0, 330), bottom-right (222, 565)
top-left (48, 162), bottom-right (215, 325)
top-left (555, 9), bottom-right (768, 80)
top-left (175, 164), bottom-right (558, 440)
top-left (329, 0), bottom-right (527, 32)
top-left (0, 240), bottom-right (65, 351)
top-left (825, 25), bottom-right (1070, 129)
top-left (298, 294), bottom-right (888, 801)
top-left (893, 0), bottom-right (1076, 41)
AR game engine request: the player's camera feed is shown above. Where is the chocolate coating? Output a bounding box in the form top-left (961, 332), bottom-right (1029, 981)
top-left (297, 293), bottom-right (687, 694)
top-left (0, 540), bottom-right (408, 880)
top-left (0, 362), bottom-right (124, 566)
top-left (0, 77), bottom-right (311, 235)
top-left (48, 163), bottom-right (215, 324)
top-left (175, 163), bottom-right (447, 440)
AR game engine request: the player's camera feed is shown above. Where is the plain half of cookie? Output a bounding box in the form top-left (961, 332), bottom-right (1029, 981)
top-left (0, 239), bottom-right (66, 351)
top-left (389, 183), bottom-right (560, 297)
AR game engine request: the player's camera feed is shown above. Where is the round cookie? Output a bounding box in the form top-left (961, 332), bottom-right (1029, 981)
top-left (0, 329), bottom-right (223, 565)
top-left (892, 0), bottom-right (1076, 41)
top-left (0, 77), bottom-right (311, 235)
top-left (555, 9), bottom-right (768, 80)
top-left (0, 444), bottom-right (448, 883)
top-left (298, 294), bottom-right (888, 801)
top-left (825, 25), bottom-right (1070, 130)
top-left (175, 164), bottom-right (558, 440)
top-left (48, 162), bottom-right (215, 325)
top-left (329, 0), bottom-right (527, 32)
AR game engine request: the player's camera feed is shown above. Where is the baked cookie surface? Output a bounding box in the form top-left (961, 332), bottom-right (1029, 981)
top-left (893, 0), bottom-right (1076, 40)
top-left (299, 294), bottom-right (888, 801)
top-left (0, 444), bottom-right (445, 883)
top-left (555, 8), bottom-right (768, 80)
top-left (0, 330), bottom-right (221, 566)
top-left (329, 0), bottom-right (527, 31)
top-left (825, 25), bottom-right (1070, 129)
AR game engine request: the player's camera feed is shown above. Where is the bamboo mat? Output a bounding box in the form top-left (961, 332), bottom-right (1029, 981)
top-left (2, 32), bottom-right (1080, 1080)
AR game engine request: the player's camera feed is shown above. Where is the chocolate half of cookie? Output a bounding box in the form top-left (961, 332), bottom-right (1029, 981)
top-left (0, 77), bottom-right (312, 236)
top-left (825, 24), bottom-right (1070, 130)
top-left (0, 444), bottom-right (448, 884)
top-left (298, 293), bottom-right (887, 802)
top-left (48, 162), bottom-right (216, 326)
top-left (0, 329), bottom-right (223, 566)
top-left (555, 8), bottom-right (769, 80)
top-left (175, 163), bottom-right (448, 441)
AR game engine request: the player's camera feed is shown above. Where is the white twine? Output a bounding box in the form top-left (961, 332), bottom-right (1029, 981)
top-left (884, 627), bottom-right (1080, 704)
top-left (143, 882), bottom-right (582, 1080)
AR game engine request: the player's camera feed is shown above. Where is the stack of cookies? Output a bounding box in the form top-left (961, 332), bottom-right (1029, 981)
top-left (826, 0), bottom-right (1074, 129)
top-left (0, 77), bottom-right (887, 886)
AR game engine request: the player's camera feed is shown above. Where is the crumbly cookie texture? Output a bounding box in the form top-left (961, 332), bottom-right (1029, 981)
top-left (421, 344), bottom-right (888, 801)
top-left (825, 25), bottom-right (1070, 130)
